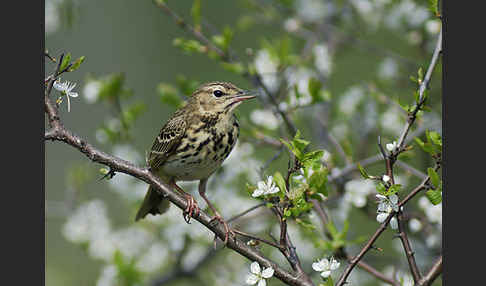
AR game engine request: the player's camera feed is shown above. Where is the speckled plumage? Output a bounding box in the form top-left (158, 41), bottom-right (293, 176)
top-left (135, 82), bottom-right (253, 222)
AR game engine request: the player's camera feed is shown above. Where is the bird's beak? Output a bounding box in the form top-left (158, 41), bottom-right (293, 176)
top-left (232, 90), bottom-right (257, 102)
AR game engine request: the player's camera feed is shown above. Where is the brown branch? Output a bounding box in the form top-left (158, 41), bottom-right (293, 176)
top-left (311, 200), bottom-right (400, 286)
top-left (417, 255), bottom-right (442, 286)
top-left (396, 29), bottom-right (442, 151)
top-left (336, 168), bottom-right (436, 286)
top-left (396, 212), bottom-right (421, 283)
top-left (44, 93), bottom-right (312, 286)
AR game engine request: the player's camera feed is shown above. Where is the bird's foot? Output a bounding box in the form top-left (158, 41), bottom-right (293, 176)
top-left (209, 213), bottom-right (235, 245)
top-left (182, 194), bottom-right (200, 223)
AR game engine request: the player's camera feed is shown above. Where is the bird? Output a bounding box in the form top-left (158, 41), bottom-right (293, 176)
top-left (135, 81), bottom-right (256, 244)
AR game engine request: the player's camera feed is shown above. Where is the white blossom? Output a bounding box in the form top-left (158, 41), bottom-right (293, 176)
top-left (45, 0), bottom-right (60, 36)
top-left (408, 218), bottom-right (422, 233)
top-left (295, 0), bottom-right (328, 23)
top-left (376, 194), bottom-right (399, 229)
top-left (250, 109), bottom-right (281, 130)
top-left (312, 257), bottom-right (340, 278)
top-left (53, 79), bottom-right (79, 112)
top-left (313, 44), bottom-right (332, 76)
top-left (338, 86), bottom-right (365, 116)
top-left (281, 67), bottom-right (316, 110)
top-left (62, 200), bottom-right (111, 244)
top-left (377, 58), bottom-right (398, 80)
top-left (96, 264), bottom-right (117, 286)
top-left (246, 262), bottom-right (274, 286)
top-left (425, 19), bottom-right (441, 35)
top-left (382, 175), bottom-right (390, 183)
top-left (418, 196), bottom-right (442, 225)
top-left (283, 18), bottom-right (301, 32)
top-left (381, 109), bottom-right (404, 136)
top-left (407, 31), bottom-right (423, 45)
top-left (343, 179), bottom-right (376, 208)
top-left (252, 176), bottom-right (280, 197)
top-left (254, 50), bottom-right (279, 93)
top-left (386, 141), bottom-right (398, 152)
top-left (83, 80), bottom-right (102, 104)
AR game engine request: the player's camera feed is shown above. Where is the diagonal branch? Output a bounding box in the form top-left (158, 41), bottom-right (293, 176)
top-left (417, 255), bottom-right (442, 286)
top-left (44, 93), bottom-right (313, 286)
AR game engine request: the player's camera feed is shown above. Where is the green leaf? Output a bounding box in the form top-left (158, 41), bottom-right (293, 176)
top-left (309, 167), bottom-right (328, 197)
top-left (357, 163), bottom-right (370, 179)
top-left (428, 0), bottom-right (439, 15)
top-left (113, 251), bottom-right (143, 285)
top-left (428, 168), bottom-right (440, 188)
top-left (426, 189), bottom-right (442, 205)
top-left (418, 67), bottom-right (424, 82)
top-left (308, 77), bottom-right (323, 103)
top-left (60, 52), bottom-right (71, 72)
top-left (157, 83), bottom-right (182, 108)
top-left (97, 73), bottom-right (125, 100)
top-left (221, 62), bottom-right (245, 75)
top-left (326, 276), bottom-right (334, 286)
top-left (190, 0), bottom-right (201, 29)
top-left (273, 171), bottom-right (287, 193)
top-left (386, 184), bottom-right (402, 196)
top-left (295, 218), bottom-right (316, 230)
top-left (68, 56), bottom-right (85, 72)
top-left (427, 131), bottom-right (442, 147)
top-left (122, 102), bottom-right (146, 125)
top-left (376, 182), bottom-right (387, 195)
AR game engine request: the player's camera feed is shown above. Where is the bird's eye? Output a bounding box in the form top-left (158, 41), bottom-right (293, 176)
top-left (213, 90), bottom-right (224, 97)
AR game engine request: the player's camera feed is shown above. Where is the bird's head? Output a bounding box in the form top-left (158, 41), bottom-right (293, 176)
top-left (190, 82), bottom-right (256, 115)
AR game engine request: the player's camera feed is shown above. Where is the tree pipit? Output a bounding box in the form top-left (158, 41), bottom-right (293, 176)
top-left (135, 82), bottom-right (256, 244)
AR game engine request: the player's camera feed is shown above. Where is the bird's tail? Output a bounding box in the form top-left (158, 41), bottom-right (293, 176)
top-left (135, 185), bottom-right (171, 221)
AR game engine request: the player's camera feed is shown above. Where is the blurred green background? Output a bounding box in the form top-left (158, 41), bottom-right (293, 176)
top-left (45, 0), bottom-right (442, 285)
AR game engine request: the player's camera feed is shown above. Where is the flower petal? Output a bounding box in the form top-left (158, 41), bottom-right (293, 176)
top-left (330, 260), bottom-right (340, 270)
top-left (312, 261), bottom-right (325, 272)
top-left (261, 267), bottom-right (274, 278)
top-left (250, 262), bottom-right (261, 275)
top-left (376, 194), bottom-right (386, 201)
top-left (68, 91), bottom-right (79, 98)
top-left (389, 194), bottom-right (398, 205)
top-left (246, 274), bottom-right (260, 285)
top-left (320, 271), bottom-right (331, 278)
top-left (390, 217), bottom-right (398, 229)
top-left (257, 279), bottom-right (267, 286)
top-left (376, 213), bottom-right (388, 223)
top-left (252, 189), bottom-right (264, 198)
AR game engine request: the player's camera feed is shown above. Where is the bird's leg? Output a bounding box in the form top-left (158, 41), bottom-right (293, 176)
top-left (170, 180), bottom-right (200, 223)
top-left (198, 178), bottom-right (235, 245)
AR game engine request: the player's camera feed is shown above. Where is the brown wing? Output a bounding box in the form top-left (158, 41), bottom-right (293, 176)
top-left (148, 115), bottom-right (186, 170)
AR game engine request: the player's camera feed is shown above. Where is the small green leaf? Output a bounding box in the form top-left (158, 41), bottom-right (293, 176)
top-left (308, 77), bottom-right (323, 103)
top-left (387, 184), bottom-right (402, 196)
top-left (357, 163), bottom-right (370, 179)
top-left (221, 62), bottom-right (245, 75)
top-left (376, 182), bottom-right (387, 194)
top-left (190, 0), bottom-right (201, 29)
top-left (418, 67), bottom-right (424, 82)
top-left (428, 168), bottom-right (440, 188)
top-left (68, 56), bottom-right (85, 72)
top-left (273, 171), bottom-right (287, 193)
top-left (60, 52), bottom-right (71, 72)
top-left (157, 83), bottom-right (182, 108)
top-left (425, 189), bottom-right (442, 205)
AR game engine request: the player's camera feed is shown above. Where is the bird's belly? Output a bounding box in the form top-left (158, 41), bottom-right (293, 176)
top-left (161, 155), bottom-right (222, 181)
top-left (161, 136), bottom-right (237, 181)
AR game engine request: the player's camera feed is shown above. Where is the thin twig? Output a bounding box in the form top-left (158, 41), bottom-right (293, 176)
top-left (396, 211), bottom-right (421, 282)
top-left (417, 255), bottom-right (442, 286)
